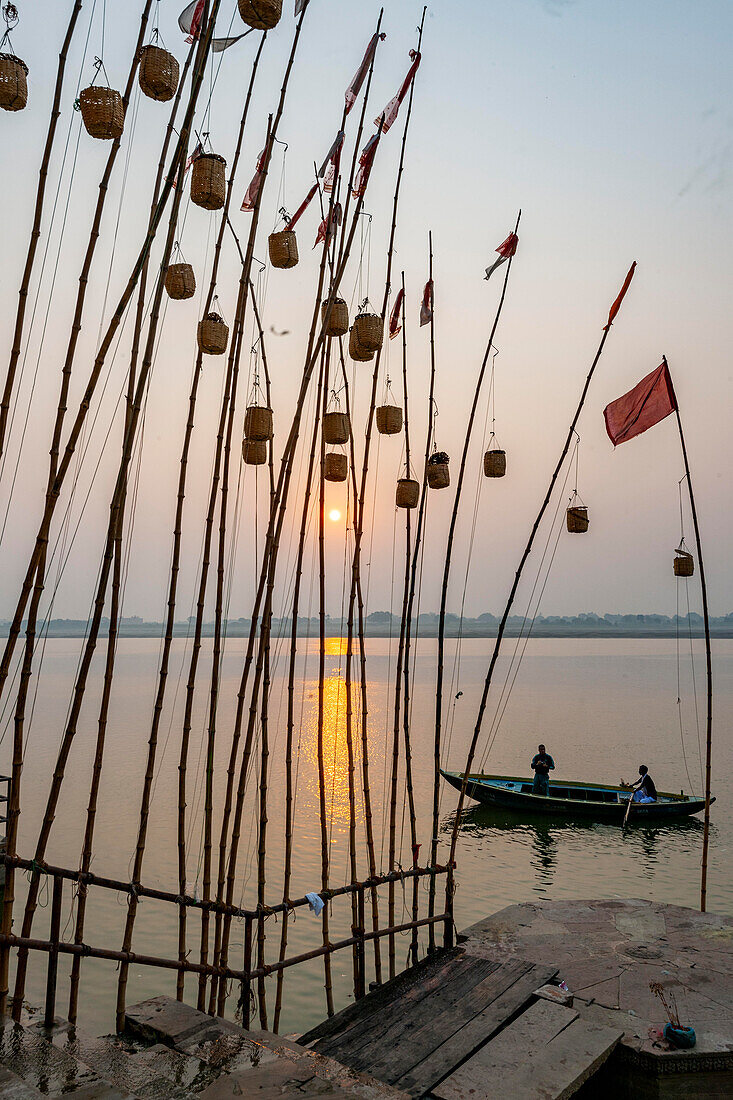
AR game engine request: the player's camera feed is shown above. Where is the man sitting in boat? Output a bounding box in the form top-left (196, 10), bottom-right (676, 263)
top-left (632, 765), bottom-right (657, 803)
top-left (531, 744), bottom-right (555, 797)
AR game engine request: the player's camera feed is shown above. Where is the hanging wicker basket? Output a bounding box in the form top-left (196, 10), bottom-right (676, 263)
top-left (244, 405), bottom-right (273, 441)
top-left (376, 405), bottom-right (402, 435)
top-left (323, 411), bottom-right (350, 445)
top-left (197, 313), bottom-right (229, 355)
top-left (268, 229), bottom-right (298, 270)
top-left (242, 438), bottom-right (267, 465)
top-left (427, 460), bottom-right (450, 490)
top-left (396, 478), bottom-right (419, 509)
top-left (322, 298), bottom-right (349, 337)
top-left (324, 452), bottom-right (348, 483)
top-left (674, 551), bottom-right (694, 577)
top-left (79, 85), bottom-right (124, 140)
top-left (353, 312), bottom-right (383, 353)
top-left (483, 449), bottom-right (506, 478)
top-left (0, 53), bottom-right (28, 112)
top-left (138, 44), bottom-right (179, 102)
top-left (191, 152), bottom-right (226, 210)
top-left (237, 0), bottom-right (282, 30)
top-left (164, 262), bottom-right (196, 300)
top-left (348, 326), bottom-right (373, 362)
top-left (566, 506), bottom-right (589, 533)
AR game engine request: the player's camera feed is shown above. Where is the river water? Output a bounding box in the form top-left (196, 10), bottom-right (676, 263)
top-left (4, 637), bottom-right (730, 1036)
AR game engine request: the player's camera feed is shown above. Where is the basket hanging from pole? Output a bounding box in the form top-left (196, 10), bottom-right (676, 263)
top-left (0, 53), bottom-right (28, 111)
top-left (79, 85), bottom-right (124, 140)
top-left (324, 452), bottom-right (348, 483)
top-left (138, 44), bottom-right (179, 102)
top-left (322, 298), bottom-right (349, 337)
top-left (396, 478), bottom-right (419, 509)
top-left (191, 152), bottom-right (226, 210)
top-left (268, 229), bottom-right (299, 269)
top-left (348, 326), bottom-right (373, 362)
top-left (237, 0), bottom-right (282, 30)
top-left (566, 506), bottom-right (589, 533)
top-left (244, 405), bottom-right (273, 441)
top-left (674, 549), bottom-right (694, 577)
top-left (323, 411), bottom-right (350, 445)
top-left (164, 263), bottom-right (196, 300)
top-left (197, 313), bottom-right (229, 355)
top-left (353, 312), bottom-right (383, 353)
top-left (242, 438), bottom-right (267, 465)
top-left (376, 405), bottom-right (402, 435)
top-left (427, 451), bottom-right (450, 489)
top-left (483, 449), bottom-right (506, 478)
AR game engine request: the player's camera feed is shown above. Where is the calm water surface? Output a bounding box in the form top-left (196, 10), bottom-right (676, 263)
top-left (5, 637), bottom-right (730, 1035)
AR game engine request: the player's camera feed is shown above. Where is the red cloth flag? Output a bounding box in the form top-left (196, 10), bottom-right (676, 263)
top-left (241, 147), bottom-right (267, 212)
top-left (345, 32), bottom-right (386, 115)
top-left (389, 289), bottom-right (404, 340)
top-left (484, 231), bottom-right (519, 280)
top-left (604, 260), bottom-right (636, 331)
top-left (419, 279), bottom-right (433, 327)
top-left (375, 50), bottom-right (421, 133)
top-left (314, 202), bottom-right (341, 248)
top-left (603, 361), bottom-right (677, 447)
top-left (179, 0), bottom-right (248, 51)
top-left (352, 133), bottom-right (379, 198)
top-left (319, 130), bottom-right (344, 193)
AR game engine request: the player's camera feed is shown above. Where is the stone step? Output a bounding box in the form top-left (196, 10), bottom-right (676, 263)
top-left (129, 1045), bottom-right (217, 1094)
top-left (0, 1064), bottom-right (45, 1098)
top-left (0, 1019), bottom-right (131, 1098)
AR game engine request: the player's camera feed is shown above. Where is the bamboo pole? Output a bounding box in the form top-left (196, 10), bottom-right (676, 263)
top-left (0, 0), bottom-right (84, 462)
top-left (429, 210), bottom-right (521, 932)
top-left (446, 264), bottom-right (638, 884)
top-left (256, 602), bottom-right (272, 1026)
top-left (663, 360), bottom-right (714, 911)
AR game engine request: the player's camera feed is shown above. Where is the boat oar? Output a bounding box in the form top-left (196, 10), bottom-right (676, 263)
top-left (622, 791), bottom-right (634, 830)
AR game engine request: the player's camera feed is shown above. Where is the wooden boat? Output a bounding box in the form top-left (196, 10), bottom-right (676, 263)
top-left (440, 769), bottom-right (712, 822)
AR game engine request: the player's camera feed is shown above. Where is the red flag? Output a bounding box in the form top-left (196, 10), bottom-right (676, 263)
top-left (314, 202), bottom-right (341, 248)
top-left (419, 279), bottom-right (433, 327)
top-left (179, 0), bottom-right (204, 41)
top-left (389, 289), bottom-right (404, 340)
top-left (375, 50), bottom-right (421, 133)
top-left (241, 146), bottom-right (267, 212)
top-left (352, 133), bottom-right (379, 198)
top-left (603, 361), bottom-right (677, 447)
top-left (345, 32), bottom-right (386, 115)
top-left (484, 231), bottom-right (519, 280)
top-left (604, 260), bottom-right (636, 331)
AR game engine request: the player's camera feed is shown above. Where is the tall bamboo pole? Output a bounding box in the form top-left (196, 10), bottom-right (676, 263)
top-left (446, 264), bottom-right (637, 885)
top-left (0, 0), bottom-right (84, 463)
top-left (429, 210), bottom-right (521, 930)
top-left (663, 359), bottom-right (714, 911)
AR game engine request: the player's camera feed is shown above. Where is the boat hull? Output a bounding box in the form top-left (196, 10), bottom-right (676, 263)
top-left (440, 770), bottom-right (711, 822)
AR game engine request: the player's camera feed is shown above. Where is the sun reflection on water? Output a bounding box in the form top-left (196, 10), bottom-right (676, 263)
top-left (303, 642), bottom-right (362, 828)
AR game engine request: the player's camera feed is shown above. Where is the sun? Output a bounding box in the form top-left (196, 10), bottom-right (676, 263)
top-left (328, 509), bottom-right (341, 522)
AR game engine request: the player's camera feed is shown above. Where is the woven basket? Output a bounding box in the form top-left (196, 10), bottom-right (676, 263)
top-left (674, 552), bottom-right (694, 577)
top-left (191, 152), bottom-right (226, 210)
top-left (197, 313), bottom-right (229, 355)
top-left (427, 462), bottom-right (450, 490)
top-left (268, 229), bottom-right (298, 270)
top-left (322, 298), bottom-right (349, 337)
top-left (324, 452), bottom-right (348, 483)
top-left (376, 405), bottom-right (402, 435)
top-left (483, 449), bottom-right (506, 478)
top-left (242, 438), bottom-right (267, 465)
top-left (164, 263), bottom-right (196, 300)
top-left (323, 412), bottom-right (350, 445)
top-left (348, 326), bottom-right (373, 362)
top-left (138, 44), bottom-right (179, 102)
top-left (0, 54), bottom-right (28, 112)
top-left (237, 0), bottom-right (282, 29)
top-left (244, 405), bottom-right (273, 441)
top-left (79, 85), bottom-right (124, 140)
top-left (353, 312), bottom-right (383, 353)
top-left (396, 478), bottom-right (419, 509)
top-left (566, 506), bottom-right (589, 533)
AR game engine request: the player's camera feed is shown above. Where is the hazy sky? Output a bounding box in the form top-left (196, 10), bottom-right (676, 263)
top-left (1, 0), bottom-right (731, 627)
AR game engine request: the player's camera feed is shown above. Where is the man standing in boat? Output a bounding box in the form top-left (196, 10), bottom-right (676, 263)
top-left (531, 744), bottom-right (555, 796)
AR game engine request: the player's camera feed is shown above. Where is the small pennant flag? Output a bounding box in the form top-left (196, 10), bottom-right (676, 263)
top-left (375, 50), bottom-right (421, 133)
top-left (603, 361), bottom-right (677, 447)
top-left (604, 260), bottom-right (636, 332)
top-left (179, 0), bottom-right (249, 51)
top-left (352, 133), bottom-right (378, 199)
top-left (484, 232), bottom-right (519, 280)
top-left (345, 31), bottom-right (386, 115)
top-left (241, 147), bottom-right (267, 212)
top-left (419, 279), bottom-right (433, 327)
top-left (314, 202), bottom-right (342, 248)
top-left (319, 130), bottom-right (345, 193)
top-left (389, 289), bottom-right (404, 339)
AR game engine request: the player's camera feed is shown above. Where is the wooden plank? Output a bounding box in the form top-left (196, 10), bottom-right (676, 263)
top-left (497, 1018), bottom-right (623, 1099)
top-left (321, 956), bottom-right (498, 1064)
top-left (300, 947), bottom-right (466, 1047)
top-left (359, 960), bottom-right (532, 1083)
top-left (433, 999), bottom-right (577, 1100)
top-left (397, 965), bottom-right (557, 1097)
